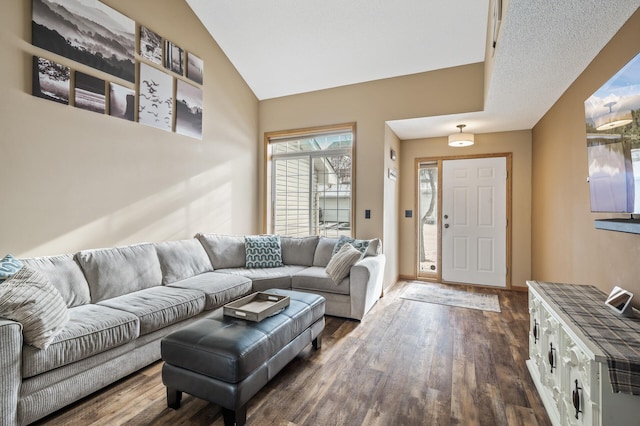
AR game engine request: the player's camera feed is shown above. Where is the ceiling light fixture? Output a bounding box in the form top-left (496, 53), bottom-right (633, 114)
top-left (595, 101), bottom-right (633, 131)
top-left (448, 124), bottom-right (474, 147)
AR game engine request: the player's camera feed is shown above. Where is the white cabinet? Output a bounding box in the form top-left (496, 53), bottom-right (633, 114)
top-left (560, 327), bottom-right (597, 425)
top-left (527, 281), bottom-right (640, 426)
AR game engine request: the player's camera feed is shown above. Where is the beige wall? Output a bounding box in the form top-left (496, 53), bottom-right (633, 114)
top-left (0, 0), bottom-right (259, 257)
top-left (399, 130), bottom-right (532, 289)
top-left (531, 10), bottom-right (640, 296)
top-left (259, 63), bottom-right (485, 288)
top-left (383, 125), bottom-right (401, 285)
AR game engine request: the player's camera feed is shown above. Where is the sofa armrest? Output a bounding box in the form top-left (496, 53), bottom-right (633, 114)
top-left (0, 318), bottom-right (22, 426)
top-left (348, 254), bottom-right (386, 320)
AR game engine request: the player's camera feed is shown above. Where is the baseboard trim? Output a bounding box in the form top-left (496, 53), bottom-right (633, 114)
top-left (398, 274), bottom-right (416, 281)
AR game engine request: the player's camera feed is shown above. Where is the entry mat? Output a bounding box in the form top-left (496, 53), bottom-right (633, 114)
top-left (400, 282), bottom-right (501, 313)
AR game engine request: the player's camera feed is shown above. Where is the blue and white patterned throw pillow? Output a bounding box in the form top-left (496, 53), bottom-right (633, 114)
top-left (245, 235), bottom-right (283, 269)
top-left (0, 254), bottom-right (23, 282)
top-left (332, 236), bottom-right (369, 257)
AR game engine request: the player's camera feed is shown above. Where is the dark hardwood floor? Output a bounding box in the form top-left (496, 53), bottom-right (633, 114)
top-left (35, 281), bottom-right (550, 426)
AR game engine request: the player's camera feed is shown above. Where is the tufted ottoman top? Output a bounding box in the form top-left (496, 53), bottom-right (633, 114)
top-left (161, 289), bottom-right (325, 384)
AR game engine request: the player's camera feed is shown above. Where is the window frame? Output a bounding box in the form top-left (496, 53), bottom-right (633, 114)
top-left (263, 122), bottom-right (357, 237)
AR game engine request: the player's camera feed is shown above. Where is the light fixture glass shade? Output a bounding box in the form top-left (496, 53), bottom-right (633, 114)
top-left (595, 110), bottom-right (633, 131)
top-left (448, 132), bottom-right (475, 147)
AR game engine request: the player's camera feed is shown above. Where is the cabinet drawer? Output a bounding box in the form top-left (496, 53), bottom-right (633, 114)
top-left (541, 309), bottom-right (562, 391)
top-left (561, 329), bottom-right (597, 425)
top-left (562, 330), bottom-right (594, 400)
top-left (529, 296), bottom-right (543, 360)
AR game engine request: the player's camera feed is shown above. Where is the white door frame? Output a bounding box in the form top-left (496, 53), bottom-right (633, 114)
top-left (414, 153), bottom-right (512, 288)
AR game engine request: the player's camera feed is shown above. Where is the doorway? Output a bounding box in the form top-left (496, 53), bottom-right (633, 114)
top-left (416, 154), bottom-right (511, 288)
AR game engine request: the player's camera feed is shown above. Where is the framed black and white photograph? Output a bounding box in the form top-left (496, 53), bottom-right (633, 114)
top-left (32, 0), bottom-right (135, 83)
top-left (139, 63), bottom-right (173, 132)
top-left (187, 52), bottom-right (204, 85)
top-left (74, 71), bottom-right (105, 114)
top-left (139, 25), bottom-right (162, 65)
top-left (109, 82), bottom-right (135, 121)
top-left (176, 79), bottom-right (203, 139)
top-left (32, 56), bottom-right (70, 105)
top-left (164, 40), bottom-right (184, 75)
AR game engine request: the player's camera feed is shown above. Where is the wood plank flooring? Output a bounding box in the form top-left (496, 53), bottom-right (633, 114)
top-left (35, 281), bottom-right (551, 426)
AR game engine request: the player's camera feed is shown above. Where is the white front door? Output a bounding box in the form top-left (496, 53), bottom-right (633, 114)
top-left (441, 157), bottom-right (507, 287)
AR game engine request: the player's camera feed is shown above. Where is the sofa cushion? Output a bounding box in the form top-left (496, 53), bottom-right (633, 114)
top-left (22, 254), bottom-right (91, 307)
top-left (215, 265), bottom-right (306, 292)
top-left (77, 243), bottom-right (163, 303)
top-left (155, 239), bottom-right (213, 284)
top-left (21, 304), bottom-right (139, 378)
top-left (0, 267), bottom-right (69, 350)
top-left (292, 266), bottom-right (350, 295)
top-left (312, 237), bottom-right (339, 267)
top-left (281, 236), bottom-right (319, 266)
top-left (196, 233), bottom-right (246, 269)
top-left (167, 272), bottom-right (251, 310)
top-left (97, 286), bottom-right (205, 335)
top-left (245, 235), bottom-right (283, 268)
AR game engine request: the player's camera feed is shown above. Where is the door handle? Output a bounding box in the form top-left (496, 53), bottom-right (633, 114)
top-left (572, 379), bottom-right (582, 419)
top-left (444, 224), bottom-right (449, 229)
top-left (548, 343), bottom-right (556, 372)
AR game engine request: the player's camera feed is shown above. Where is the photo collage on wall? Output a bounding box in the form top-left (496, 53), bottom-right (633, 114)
top-left (31, 0), bottom-right (203, 139)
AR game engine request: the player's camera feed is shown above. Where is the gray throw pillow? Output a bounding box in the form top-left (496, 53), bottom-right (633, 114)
top-left (0, 267), bottom-right (69, 349)
top-left (325, 243), bottom-right (362, 284)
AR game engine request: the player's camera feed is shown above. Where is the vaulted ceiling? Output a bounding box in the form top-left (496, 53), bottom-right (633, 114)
top-left (187, 0), bottom-right (640, 139)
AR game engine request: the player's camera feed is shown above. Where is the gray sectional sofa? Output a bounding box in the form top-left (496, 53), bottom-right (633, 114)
top-left (0, 234), bottom-right (385, 425)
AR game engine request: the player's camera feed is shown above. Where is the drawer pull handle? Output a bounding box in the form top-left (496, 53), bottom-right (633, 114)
top-left (548, 343), bottom-right (556, 372)
top-left (572, 379), bottom-right (582, 419)
top-left (533, 320), bottom-right (539, 344)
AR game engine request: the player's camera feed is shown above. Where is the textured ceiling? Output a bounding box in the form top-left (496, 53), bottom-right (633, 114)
top-left (187, 0), bottom-right (640, 140)
top-left (387, 0), bottom-right (640, 139)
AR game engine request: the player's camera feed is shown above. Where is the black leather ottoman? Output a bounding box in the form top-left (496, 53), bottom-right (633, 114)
top-left (161, 289), bottom-right (325, 426)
